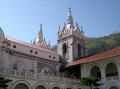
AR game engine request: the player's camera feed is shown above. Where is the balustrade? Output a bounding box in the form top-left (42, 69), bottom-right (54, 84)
top-left (0, 68), bottom-right (79, 84)
top-left (106, 76), bottom-right (119, 81)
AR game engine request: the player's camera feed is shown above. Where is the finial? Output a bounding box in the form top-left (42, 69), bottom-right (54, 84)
top-left (69, 8), bottom-right (71, 12)
top-left (48, 40), bottom-right (50, 44)
top-left (81, 26), bottom-right (82, 30)
top-left (76, 22), bottom-right (78, 27)
top-left (40, 24), bottom-right (42, 27)
top-left (31, 40), bottom-right (32, 43)
top-left (64, 22), bottom-right (66, 26)
top-left (40, 24), bottom-right (42, 30)
top-left (44, 37), bottom-right (45, 41)
top-left (59, 26), bottom-right (60, 30)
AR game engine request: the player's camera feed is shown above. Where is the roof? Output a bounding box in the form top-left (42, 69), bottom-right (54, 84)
top-left (66, 47), bottom-right (120, 67)
top-left (7, 37), bottom-right (59, 56)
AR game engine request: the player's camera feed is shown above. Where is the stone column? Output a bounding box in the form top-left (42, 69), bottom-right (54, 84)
top-left (33, 60), bottom-right (38, 73)
top-left (56, 65), bottom-right (60, 77)
top-left (101, 67), bottom-right (106, 82)
top-left (118, 60), bottom-right (120, 80)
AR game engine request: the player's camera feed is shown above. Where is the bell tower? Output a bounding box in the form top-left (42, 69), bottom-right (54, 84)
top-left (57, 8), bottom-right (87, 63)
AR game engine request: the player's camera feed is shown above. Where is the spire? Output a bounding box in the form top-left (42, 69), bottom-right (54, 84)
top-left (76, 22), bottom-right (79, 29)
top-left (44, 37), bottom-right (46, 41)
top-left (59, 26), bottom-right (60, 30)
top-left (63, 22), bottom-right (66, 30)
top-left (38, 24), bottom-right (43, 36)
top-left (58, 26), bottom-right (61, 34)
top-left (38, 24), bottom-right (43, 43)
top-left (48, 40), bottom-right (50, 44)
top-left (33, 37), bottom-right (36, 45)
top-left (67, 8), bottom-right (74, 29)
top-left (81, 26), bottom-right (84, 34)
top-left (48, 40), bottom-right (51, 50)
top-left (67, 8), bottom-right (73, 25)
top-left (81, 26), bottom-right (82, 30)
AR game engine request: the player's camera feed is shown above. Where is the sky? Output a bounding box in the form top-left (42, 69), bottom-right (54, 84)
top-left (0, 0), bottom-right (120, 45)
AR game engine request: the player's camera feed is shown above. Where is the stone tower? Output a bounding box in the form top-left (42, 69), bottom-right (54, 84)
top-left (57, 8), bottom-right (87, 63)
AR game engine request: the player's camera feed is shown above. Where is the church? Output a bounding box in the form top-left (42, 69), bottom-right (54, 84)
top-left (0, 8), bottom-right (120, 89)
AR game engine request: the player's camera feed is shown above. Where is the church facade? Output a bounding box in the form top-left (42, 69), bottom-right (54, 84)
top-left (0, 8), bottom-right (120, 89)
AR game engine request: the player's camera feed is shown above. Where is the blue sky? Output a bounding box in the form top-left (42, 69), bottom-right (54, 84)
top-left (0, 0), bottom-right (120, 45)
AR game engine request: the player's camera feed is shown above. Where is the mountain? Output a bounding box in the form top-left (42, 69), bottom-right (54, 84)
top-left (51, 32), bottom-right (120, 56)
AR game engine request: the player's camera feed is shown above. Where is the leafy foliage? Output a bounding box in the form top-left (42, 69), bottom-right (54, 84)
top-left (85, 33), bottom-right (120, 55)
top-left (51, 45), bottom-right (57, 52)
top-left (0, 76), bottom-right (12, 88)
top-left (79, 76), bottom-right (102, 89)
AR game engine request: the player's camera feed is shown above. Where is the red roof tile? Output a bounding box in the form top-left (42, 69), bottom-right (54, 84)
top-left (66, 47), bottom-right (120, 67)
top-left (7, 37), bottom-right (59, 56)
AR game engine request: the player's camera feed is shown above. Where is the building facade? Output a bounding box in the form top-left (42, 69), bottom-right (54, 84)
top-left (0, 8), bottom-right (120, 89)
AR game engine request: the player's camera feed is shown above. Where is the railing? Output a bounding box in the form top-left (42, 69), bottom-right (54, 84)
top-left (106, 76), bottom-right (119, 81)
top-left (0, 68), bottom-right (79, 84)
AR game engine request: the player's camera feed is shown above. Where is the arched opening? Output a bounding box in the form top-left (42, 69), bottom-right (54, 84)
top-left (62, 43), bottom-right (67, 59)
top-left (109, 86), bottom-right (119, 89)
top-left (52, 86), bottom-right (60, 89)
top-left (14, 83), bottom-right (29, 89)
top-left (78, 44), bottom-right (81, 58)
top-left (66, 87), bottom-right (72, 89)
top-left (106, 63), bottom-right (118, 77)
top-left (35, 85), bottom-right (46, 89)
top-left (91, 66), bottom-right (101, 78)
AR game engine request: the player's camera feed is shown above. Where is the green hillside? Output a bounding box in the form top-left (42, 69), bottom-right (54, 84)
top-left (51, 33), bottom-right (120, 56)
top-left (85, 33), bottom-right (120, 55)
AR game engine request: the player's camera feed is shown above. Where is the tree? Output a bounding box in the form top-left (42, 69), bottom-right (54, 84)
top-left (0, 76), bottom-right (12, 89)
top-left (79, 76), bottom-right (102, 89)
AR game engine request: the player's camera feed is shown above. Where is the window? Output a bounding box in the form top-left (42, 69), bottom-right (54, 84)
top-left (13, 45), bottom-right (16, 48)
top-left (106, 62), bottom-right (118, 77)
top-left (35, 51), bottom-right (38, 54)
top-left (30, 50), bottom-right (33, 53)
top-left (49, 55), bottom-right (51, 58)
top-left (91, 66), bottom-right (101, 78)
top-left (78, 44), bottom-right (81, 58)
top-left (62, 43), bottom-right (67, 53)
top-left (62, 43), bottom-right (67, 59)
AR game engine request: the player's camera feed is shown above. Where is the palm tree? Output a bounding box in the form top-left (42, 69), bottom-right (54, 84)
top-left (79, 76), bottom-right (102, 89)
top-left (0, 76), bottom-right (12, 89)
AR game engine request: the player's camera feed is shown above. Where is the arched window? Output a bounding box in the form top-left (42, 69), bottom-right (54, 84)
top-left (35, 85), bottom-right (46, 89)
top-left (62, 43), bottom-right (67, 59)
top-left (106, 62), bottom-right (118, 77)
top-left (109, 86), bottom-right (119, 89)
top-left (62, 43), bottom-right (67, 53)
top-left (78, 44), bottom-right (81, 58)
top-left (91, 66), bottom-right (101, 78)
top-left (14, 83), bottom-right (29, 89)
